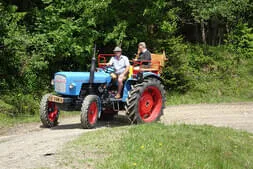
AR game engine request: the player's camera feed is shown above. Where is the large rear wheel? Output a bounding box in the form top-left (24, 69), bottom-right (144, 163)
top-left (126, 78), bottom-right (165, 124)
top-left (80, 95), bottom-right (100, 129)
top-left (40, 94), bottom-right (60, 128)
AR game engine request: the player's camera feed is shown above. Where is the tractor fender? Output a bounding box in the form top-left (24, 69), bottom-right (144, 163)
top-left (122, 72), bottom-right (163, 102)
top-left (142, 72), bottom-right (163, 82)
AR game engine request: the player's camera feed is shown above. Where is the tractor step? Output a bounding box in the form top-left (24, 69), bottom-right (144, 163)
top-left (109, 98), bottom-right (122, 102)
top-left (109, 98), bottom-right (122, 111)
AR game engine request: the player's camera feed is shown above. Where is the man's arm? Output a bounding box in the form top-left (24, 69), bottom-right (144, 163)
top-left (107, 57), bottom-right (113, 66)
top-left (137, 51), bottom-right (151, 62)
top-left (143, 51), bottom-right (151, 61)
top-left (137, 53), bottom-right (143, 62)
top-left (121, 56), bottom-right (130, 76)
top-left (122, 65), bottom-right (130, 75)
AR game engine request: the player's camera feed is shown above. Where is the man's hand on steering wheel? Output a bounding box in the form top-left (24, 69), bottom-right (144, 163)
top-left (102, 64), bottom-right (115, 74)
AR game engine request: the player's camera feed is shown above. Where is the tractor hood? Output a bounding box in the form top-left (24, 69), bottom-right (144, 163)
top-left (53, 71), bottom-right (111, 96)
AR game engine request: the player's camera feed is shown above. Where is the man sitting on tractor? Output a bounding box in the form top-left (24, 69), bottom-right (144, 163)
top-left (136, 42), bottom-right (152, 66)
top-left (107, 47), bottom-right (130, 99)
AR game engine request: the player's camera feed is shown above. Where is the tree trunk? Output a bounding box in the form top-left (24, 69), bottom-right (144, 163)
top-left (226, 23), bottom-right (229, 34)
top-left (211, 20), bottom-right (218, 46)
top-left (201, 21), bottom-right (206, 44)
top-left (195, 24), bottom-right (199, 43)
top-left (218, 28), bottom-right (222, 46)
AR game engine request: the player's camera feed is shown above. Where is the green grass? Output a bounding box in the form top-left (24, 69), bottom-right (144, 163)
top-left (166, 90), bottom-right (253, 105)
top-left (0, 113), bottom-right (40, 128)
top-left (0, 111), bottom-right (80, 129)
top-left (58, 127), bottom-right (127, 169)
top-left (58, 123), bottom-right (253, 169)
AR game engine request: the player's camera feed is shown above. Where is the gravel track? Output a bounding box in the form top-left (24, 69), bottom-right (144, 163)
top-left (0, 102), bottom-right (252, 169)
top-left (161, 102), bottom-right (253, 133)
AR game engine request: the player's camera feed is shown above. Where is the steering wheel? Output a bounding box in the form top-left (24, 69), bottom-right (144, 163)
top-left (101, 65), bottom-right (115, 74)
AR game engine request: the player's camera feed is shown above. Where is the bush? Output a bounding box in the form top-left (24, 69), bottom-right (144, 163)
top-left (2, 94), bottom-right (39, 116)
top-left (162, 40), bottom-right (252, 99)
top-left (0, 99), bottom-right (15, 115)
top-left (161, 37), bottom-right (192, 92)
top-left (226, 23), bottom-right (253, 59)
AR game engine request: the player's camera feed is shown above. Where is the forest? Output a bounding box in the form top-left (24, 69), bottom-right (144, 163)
top-left (0, 0), bottom-right (252, 116)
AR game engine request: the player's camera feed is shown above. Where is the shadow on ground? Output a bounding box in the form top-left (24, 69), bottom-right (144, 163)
top-left (49, 115), bottom-right (130, 130)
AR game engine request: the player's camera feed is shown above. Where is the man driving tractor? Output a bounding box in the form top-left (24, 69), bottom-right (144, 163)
top-left (107, 46), bottom-right (130, 99)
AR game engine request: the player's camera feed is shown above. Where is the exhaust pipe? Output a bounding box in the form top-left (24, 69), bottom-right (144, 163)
top-left (89, 44), bottom-right (96, 94)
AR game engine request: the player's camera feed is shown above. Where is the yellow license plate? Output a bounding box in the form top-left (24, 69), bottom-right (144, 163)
top-left (48, 95), bottom-right (64, 104)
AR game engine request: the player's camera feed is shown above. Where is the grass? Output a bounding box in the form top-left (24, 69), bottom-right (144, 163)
top-left (58, 123), bottom-right (253, 169)
top-left (0, 111), bottom-right (80, 129)
top-left (0, 113), bottom-right (40, 128)
top-left (166, 90), bottom-right (253, 105)
top-left (58, 127), bottom-right (127, 169)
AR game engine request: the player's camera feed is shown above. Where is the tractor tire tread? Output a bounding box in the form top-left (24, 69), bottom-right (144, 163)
top-left (126, 78), bottom-right (166, 124)
top-left (80, 95), bottom-right (99, 129)
top-left (40, 94), bottom-right (59, 128)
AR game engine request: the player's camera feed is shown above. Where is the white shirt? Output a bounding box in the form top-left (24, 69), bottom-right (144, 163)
top-left (109, 55), bottom-right (130, 74)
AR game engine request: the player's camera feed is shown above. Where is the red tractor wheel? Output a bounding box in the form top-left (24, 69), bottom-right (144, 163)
top-left (138, 86), bottom-right (163, 122)
top-left (126, 78), bottom-right (165, 124)
top-left (40, 94), bottom-right (60, 128)
top-left (80, 95), bottom-right (100, 129)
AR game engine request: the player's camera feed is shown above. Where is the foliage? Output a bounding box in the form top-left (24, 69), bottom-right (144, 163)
top-left (226, 23), bottom-right (253, 58)
top-left (178, 0), bottom-right (251, 44)
top-left (0, 100), bottom-right (15, 115)
top-left (0, 3), bottom-right (49, 94)
top-left (161, 37), bottom-right (191, 92)
top-left (2, 94), bottom-right (39, 116)
top-left (166, 49), bottom-right (253, 105)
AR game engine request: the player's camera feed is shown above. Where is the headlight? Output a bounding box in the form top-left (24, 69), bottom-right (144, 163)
top-left (69, 83), bottom-right (76, 89)
top-left (51, 79), bottom-right (54, 85)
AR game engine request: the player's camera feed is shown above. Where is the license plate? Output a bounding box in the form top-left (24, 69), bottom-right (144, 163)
top-left (48, 95), bottom-right (64, 104)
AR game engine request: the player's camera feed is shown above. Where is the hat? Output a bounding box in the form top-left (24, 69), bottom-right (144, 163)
top-left (113, 46), bottom-right (122, 52)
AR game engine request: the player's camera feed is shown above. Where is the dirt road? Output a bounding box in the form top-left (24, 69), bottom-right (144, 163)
top-left (0, 102), bottom-right (252, 169)
top-left (161, 102), bottom-right (253, 133)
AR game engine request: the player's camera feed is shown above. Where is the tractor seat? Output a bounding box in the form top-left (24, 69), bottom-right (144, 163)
top-left (134, 51), bottom-right (167, 74)
top-left (98, 63), bottom-right (107, 68)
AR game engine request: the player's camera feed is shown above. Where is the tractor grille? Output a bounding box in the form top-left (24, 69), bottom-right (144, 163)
top-left (55, 75), bottom-right (66, 93)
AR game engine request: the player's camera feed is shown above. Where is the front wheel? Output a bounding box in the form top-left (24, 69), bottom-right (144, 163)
top-left (126, 78), bottom-right (166, 124)
top-left (80, 95), bottom-right (100, 129)
top-left (40, 94), bottom-right (60, 128)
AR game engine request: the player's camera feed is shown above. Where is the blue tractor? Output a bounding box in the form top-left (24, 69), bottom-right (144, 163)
top-left (40, 48), bottom-right (166, 129)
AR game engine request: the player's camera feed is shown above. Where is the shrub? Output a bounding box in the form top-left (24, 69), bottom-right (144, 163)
top-left (2, 94), bottom-right (39, 116)
top-left (226, 23), bottom-right (253, 59)
top-left (0, 99), bottom-right (15, 115)
top-left (161, 37), bottom-right (192, 92)
top-left (162, 41), bottom-right (249, 95)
